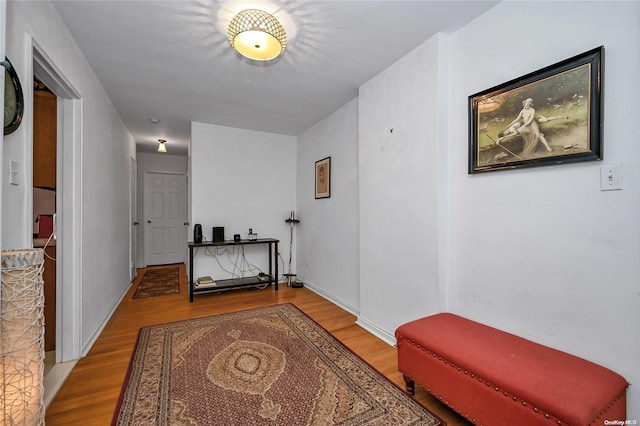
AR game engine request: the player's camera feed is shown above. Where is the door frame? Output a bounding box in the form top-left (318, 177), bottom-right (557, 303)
top-left (142, 170), bottom-right (188, 266)
top-left (32, 38), bottom-right (83, 363)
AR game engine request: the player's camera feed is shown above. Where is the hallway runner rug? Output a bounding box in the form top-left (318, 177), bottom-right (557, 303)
top-left (112, 303), bottom-right (443, 425)
top-left (132, 265), bottom-right (180, 299)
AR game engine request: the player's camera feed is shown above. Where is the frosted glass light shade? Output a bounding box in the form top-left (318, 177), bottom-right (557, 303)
top-left (228, 9), bottom-right (287, 61)
top-left (157, 139), bottom-right (167, 153)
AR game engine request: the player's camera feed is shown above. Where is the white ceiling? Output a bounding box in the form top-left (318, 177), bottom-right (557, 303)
top-left (52, 0), bottom-right (498, 155)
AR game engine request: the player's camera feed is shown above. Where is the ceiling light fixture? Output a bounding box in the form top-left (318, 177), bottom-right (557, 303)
top-left (227, 9), bottom-right (287, 61)
top-left (157, 139), bottom-right (167, 153)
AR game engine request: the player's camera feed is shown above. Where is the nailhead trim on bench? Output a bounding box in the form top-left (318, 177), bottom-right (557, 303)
top-left (588, 389), bottom-right (629, 425)
top-left (401, 337), bottom-right (568, 425)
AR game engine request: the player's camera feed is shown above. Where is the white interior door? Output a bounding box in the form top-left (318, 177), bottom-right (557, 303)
top-left (143, 171), bottom-right (187, 266)
top-left (129, 158), bottom-right (137, 279)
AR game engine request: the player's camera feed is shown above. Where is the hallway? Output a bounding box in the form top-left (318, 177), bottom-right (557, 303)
top-left (45, 264), bottom-right (469, 425)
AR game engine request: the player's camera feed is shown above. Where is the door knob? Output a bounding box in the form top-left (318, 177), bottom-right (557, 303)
top-left (147, 220), bottom-right (152, 224)
top-left (184, 221), bottom-right (190, 226)
top-left (133, 221), bottom-right (139, 225)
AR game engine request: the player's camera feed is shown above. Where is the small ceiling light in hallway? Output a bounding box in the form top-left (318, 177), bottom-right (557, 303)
top-left (157, 139), bottom-right (167, 153)
top-left (228, 9), bottom-right (287, 61)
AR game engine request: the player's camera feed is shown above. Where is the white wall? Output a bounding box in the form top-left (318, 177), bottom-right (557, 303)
top-left (447, 1), bottom-right (639, 416)
top-left (296, 99), bottom-right (360, 315)
top-left (190, 122), bottom-right (296, 282)
top-left (3, 1), bottom-right (136, 355)
top-left (353, 3), bottom-right (639, 413)
top-left (135, 152), bottom-right (188, 267)
top-left (358, 34), bottom-right (446, 343)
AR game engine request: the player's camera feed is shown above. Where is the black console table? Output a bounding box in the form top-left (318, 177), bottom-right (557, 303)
top-left (188, 238), bottom-right (279, 302)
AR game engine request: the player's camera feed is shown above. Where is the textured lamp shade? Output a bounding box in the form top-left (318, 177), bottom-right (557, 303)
top-left (1, 249), bottom-right (45, 425)
top-left (228, 9), bottom-right (287, 61)
top-left (157, 139), bottom-right (167, 153)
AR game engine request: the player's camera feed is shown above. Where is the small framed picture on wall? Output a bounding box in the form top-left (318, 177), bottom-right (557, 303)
top-left (315, 157), bottom-right (331, 199)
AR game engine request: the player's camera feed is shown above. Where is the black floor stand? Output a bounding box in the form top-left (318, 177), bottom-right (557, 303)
top-left (285, 213), bottom-right (303, 288)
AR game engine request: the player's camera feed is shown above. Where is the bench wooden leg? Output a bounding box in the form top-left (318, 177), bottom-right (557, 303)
top-left (403, 374), bottom-right (415, 395)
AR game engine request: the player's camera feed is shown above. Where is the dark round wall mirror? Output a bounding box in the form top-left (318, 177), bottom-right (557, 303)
top-left (4, 57), bottom-right (24, 135)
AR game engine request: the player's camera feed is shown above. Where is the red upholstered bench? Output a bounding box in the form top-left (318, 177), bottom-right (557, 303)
top-left (395, 313), bottom-right (628, 426)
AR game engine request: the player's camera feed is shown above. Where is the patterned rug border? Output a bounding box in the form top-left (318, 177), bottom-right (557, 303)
top-left (113, 330), bottom-right (141, 425)
top-left (131, 264), bottom-right (180, 299)
top-left (112, 303), bottom-right (445, 426)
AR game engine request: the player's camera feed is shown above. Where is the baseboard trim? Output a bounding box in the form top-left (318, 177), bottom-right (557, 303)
top-left (355, 315), bottom-right (396, 347)
top-left (81, 281), bottom-right (132, 356)
top-left (300, 281), bottom-right (396, 347)
top-left (301, 280), bottom-right (360, 317)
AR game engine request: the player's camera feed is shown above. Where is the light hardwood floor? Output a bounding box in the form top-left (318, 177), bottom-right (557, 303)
top-left (45, 264), bottom-right (472, 425)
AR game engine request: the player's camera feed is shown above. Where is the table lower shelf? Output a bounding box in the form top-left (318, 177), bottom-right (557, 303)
top-left (192, 275), bottom-right (277, 296)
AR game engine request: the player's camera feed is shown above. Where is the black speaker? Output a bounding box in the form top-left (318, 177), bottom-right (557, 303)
top-left (193, 224), bottom-right (202, 243)
top-left (213, 226), bottom-right (225, 242)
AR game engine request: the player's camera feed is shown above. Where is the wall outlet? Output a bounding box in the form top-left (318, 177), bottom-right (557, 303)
top-left (600, 164), bottom-right (622, 191)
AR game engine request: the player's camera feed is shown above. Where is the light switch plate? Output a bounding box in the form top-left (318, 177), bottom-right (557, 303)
top-left (9, 160), bottom-right (19, 185)
top-left (600, 164), bottom-right (622, 191)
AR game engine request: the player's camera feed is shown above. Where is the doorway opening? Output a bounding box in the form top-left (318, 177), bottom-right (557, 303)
top-left (32, 76), bottom-right (57, 376)
top-left (130, 158), bottom-right (137, 280)
top-left (32, 39), bottom-right (83, 407)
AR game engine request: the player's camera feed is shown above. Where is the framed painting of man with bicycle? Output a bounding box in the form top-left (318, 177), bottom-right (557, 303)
top-left (468, 46), bottom-right (603, 174)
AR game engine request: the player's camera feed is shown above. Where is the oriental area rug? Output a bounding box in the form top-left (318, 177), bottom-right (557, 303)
top-left (112, 303), bottom-right (443, 425)
top-left (132, 265), bottom-right (180, 299)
